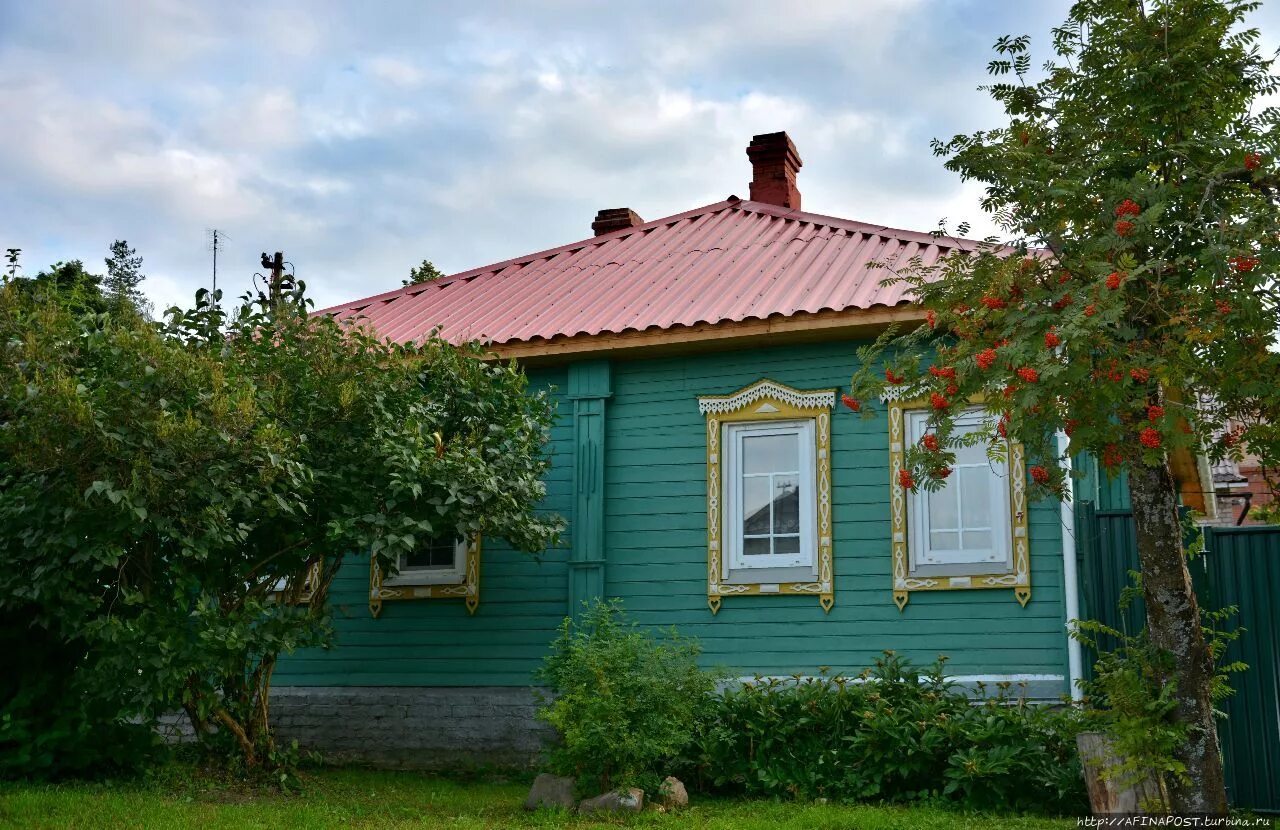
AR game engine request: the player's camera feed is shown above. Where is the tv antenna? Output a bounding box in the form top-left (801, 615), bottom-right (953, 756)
top-left (205, 229), bottom-right (229, 304)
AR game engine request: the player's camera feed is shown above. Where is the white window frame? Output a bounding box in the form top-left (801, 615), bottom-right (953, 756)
top-left (385, 536), bottom-right (467, 586)
top-left (904, 407), bottom-right (1012, 571)
top-left (723, 419), bottom-right (817, 571)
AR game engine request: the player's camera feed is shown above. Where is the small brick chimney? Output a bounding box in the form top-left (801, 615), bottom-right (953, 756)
top-left (592, 207), bottom-right (644, 236)
top-left (746, 131), bottom-right (803, 210)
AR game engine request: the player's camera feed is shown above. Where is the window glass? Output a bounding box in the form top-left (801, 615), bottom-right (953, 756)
top-left (907, 409), bottom-right (1010, 568)
top-left (741, 430), bottom-right (803, 557)
top-left (727, 421), bottom-right (814, 569)
top-left (402, 536), bottom-right (460, 571)
top-left (742, 433), bottom-right (799, 475)
top-left (773, 474), bottom-right (800, 534)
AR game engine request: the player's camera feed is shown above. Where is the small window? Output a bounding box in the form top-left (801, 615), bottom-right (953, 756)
top-left (388, 536), bottom-right (467, 586)
top-left (724, 420), bottom-right (817, 570)
top-left (905, 408), bottom-right (1011, 570)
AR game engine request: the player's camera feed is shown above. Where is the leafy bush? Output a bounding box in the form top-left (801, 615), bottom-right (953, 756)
top-left (535, 600), bottom-right (719, 795)
top-left (0, 280), bottom-right (561, 776)
top-left (0, 616), bottom-right (160, 779)
top-left (687, 652), bottom-right (1085, 813)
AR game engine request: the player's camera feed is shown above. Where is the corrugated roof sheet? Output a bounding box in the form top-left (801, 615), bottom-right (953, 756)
top-left (318, 197), bottom-right (972, 346)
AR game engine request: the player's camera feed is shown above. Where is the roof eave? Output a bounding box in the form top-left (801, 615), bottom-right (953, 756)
top-left (484, 303), bottom-right (925, 365)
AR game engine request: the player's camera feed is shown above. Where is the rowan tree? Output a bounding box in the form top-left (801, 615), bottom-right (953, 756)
top-left (847, 0), bottom-right (1280, 814)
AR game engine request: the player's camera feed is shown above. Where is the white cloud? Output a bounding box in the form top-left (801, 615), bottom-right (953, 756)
top-left (367, 56), bottom-right (427, 88)
top-left (0, 0), bottom-right (1120, 313)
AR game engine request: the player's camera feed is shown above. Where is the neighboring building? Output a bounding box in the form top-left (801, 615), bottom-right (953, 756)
top-left (272, 132), bottom-right (1211, 767)
top-left (1212, 432), bottom-right (1276, 525)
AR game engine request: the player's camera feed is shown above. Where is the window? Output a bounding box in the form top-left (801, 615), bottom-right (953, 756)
top-left (369, 535), bottom-right (482, 617)
top-left (887, 397), bottom-right (1030, 610)
top-left (269, 558), bottom-right (322, 605)
top-left (905, 408), bottom-right (1011, 570)
top-left (697, 379), bottom-right (835, 614)
top-left (386, 535), bottom-right (467, 586)
top-left (724, 420), bottom-right (816, 570)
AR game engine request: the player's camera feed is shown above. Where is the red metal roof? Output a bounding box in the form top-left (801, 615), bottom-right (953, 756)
top-left (318, 197), bottom-right (973, 347)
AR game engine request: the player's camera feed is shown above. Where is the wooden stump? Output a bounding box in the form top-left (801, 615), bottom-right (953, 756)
top-left (1077, 731), bottom-right (1169, 814)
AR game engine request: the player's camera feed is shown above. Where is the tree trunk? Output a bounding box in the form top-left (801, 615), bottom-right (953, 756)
top-left (250, 654), bottom-right (278, 758)
top-left (213, 706), bottom-right (258, 767)
top-left (1127, 460), bottom-right (1228, 815)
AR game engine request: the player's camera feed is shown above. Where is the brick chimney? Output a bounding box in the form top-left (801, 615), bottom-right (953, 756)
top-left (592, 207), bottom-right (644, 236)
top-left (746, 132), bottom-right (802, 210)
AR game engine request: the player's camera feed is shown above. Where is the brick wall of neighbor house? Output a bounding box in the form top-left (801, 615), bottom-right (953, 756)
top-left (272, 342), bottom-right (1073, 764)
top-left (1239, 463), bottom-right (1277, 521)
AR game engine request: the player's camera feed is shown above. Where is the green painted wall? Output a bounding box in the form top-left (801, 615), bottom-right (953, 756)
top-left (276, 340), bottom-right (1071, 689)
top-left (1075, 453), bottom-right (1131, 511)
top-left (604, 342), bottom-right (1067, 683)
top-left (274, 366), bottom-right (574, 687)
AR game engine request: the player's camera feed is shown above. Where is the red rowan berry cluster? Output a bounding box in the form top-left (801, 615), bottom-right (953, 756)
top-left (1114, 199), bottom-right (1141, 217)
top-left (1229, 255), bottom-right (1259, 273)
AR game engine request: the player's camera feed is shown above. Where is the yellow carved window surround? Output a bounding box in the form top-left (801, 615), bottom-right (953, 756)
top-left (271, 558), bottom-right (323, 606)
top-left (888, 398), bottom-right (1030, 611)
top-left (369, 536), bottom-right (481, 617)
top-left (698, 380), bottom-right (835, 614)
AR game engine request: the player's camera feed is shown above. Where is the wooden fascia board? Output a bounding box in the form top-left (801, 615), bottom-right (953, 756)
top-left (1162, 386), bottom-right (1212, 516)
top-left (485, 305), bottom-right (926, 365)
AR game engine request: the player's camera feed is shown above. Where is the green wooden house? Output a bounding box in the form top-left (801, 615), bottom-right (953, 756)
top-left (272, 132), bottom-right (1213, 766)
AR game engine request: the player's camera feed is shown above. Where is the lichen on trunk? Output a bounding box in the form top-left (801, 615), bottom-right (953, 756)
top-left (1127, 460), bottom-right (1228, 816)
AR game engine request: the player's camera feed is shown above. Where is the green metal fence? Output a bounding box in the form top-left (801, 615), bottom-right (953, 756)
top-left (1197, 525), bottom-right (1280, 813)
top-left (1075, 503), bottom-right (1280, 812)
top-left (1076, 506), bottom-right (1144, 660)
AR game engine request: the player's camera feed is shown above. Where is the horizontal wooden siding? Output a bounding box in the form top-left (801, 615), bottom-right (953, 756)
top-left (274, 366), bottom-right (574, 687)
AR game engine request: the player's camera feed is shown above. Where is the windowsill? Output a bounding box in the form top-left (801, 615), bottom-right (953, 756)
top-left (725, 564), bottom-right (818, 584)
top-left (384, 570), bottom-right (466, 587)
top-left (908, 561), bottom-right (1012, 578)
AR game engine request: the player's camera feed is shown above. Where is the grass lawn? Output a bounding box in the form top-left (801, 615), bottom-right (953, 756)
top-left (0, 766), bottom-right (1083, 830)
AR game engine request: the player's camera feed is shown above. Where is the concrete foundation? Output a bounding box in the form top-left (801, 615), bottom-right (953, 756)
top-left (269, 686), bottom-right (551, 768)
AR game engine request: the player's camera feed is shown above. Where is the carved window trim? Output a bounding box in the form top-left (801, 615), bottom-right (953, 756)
top-left (888, 399), bottom-right (1030, 611)
top-left (698, 380), bottom-right (835, 615)
top-left (271, 558), bottom-right (323, 606)
top-left (369, 536), bottom-right (481, 617)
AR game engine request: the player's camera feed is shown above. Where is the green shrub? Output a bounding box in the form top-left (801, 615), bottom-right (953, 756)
top-left (535, 600), bottom-right (719, 795)
top-left (1072, 575), bottom-right (1246, 804)
top-left (1, 617), bottom-right (160, 779)
top-left (687, 652), bottom-right (1085, 813)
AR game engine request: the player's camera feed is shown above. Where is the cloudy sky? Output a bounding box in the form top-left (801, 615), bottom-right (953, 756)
top-left (4, 0), bottom-right (1280, 313)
